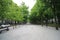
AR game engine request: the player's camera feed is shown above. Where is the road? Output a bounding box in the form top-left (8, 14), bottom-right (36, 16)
top-left (0, 25), bottom-right (60, 40)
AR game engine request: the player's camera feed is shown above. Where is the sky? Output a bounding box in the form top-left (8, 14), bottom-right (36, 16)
top-left (12, 0), bottom-right (36, 11)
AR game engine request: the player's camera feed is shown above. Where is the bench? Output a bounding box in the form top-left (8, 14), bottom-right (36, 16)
top-left (0, 24), bottom-right (10, 33)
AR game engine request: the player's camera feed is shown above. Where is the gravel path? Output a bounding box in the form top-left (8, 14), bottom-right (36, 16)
top-left (0, 25), bottom-right (60, 40)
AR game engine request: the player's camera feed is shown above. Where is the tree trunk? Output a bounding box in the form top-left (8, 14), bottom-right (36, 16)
top-left (1, 20), bottom-right (3, 24)
top-left (45, 18), bottom-right (48, 26)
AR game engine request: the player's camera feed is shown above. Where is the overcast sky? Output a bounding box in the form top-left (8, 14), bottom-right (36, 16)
top-left (12, 0), bottom-right (36, 11)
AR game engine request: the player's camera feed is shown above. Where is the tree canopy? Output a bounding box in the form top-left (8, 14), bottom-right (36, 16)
top-left (0, 0), bottom-right (29, 24)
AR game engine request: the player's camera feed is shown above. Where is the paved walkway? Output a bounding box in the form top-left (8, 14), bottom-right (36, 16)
top-left (0, 25), bottom-right (60, 40)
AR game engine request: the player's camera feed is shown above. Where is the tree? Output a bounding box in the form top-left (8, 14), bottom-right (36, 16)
top-left (42, 0), bottom-right (60, 30)
top-left (29, 0), bottom-right (53, 25)
top-left (0, 0), bottom-right (13, 24)
top-left (0, 0), bottom-right (29, 24)
top-left (19, 2), bottom-right (29, 23)
top-left (5, 2), bottom-right (24, 24)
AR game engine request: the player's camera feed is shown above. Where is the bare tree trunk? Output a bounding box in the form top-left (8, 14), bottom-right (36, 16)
top-left (53, 4), bottom-right (59, 30)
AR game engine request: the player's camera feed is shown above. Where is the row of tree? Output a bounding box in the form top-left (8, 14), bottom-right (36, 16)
top-left (29, 0), bottom-right (54, 24)
top-left (29, 0), bottom-right (60, 30)
top-left (0, 0), bottom-right (60, 30)
top-left (0, 0), bottom-right (29, 25)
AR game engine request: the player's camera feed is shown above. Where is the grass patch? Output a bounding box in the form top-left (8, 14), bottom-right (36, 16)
top-left (48, 23), bottom-right (60, 28)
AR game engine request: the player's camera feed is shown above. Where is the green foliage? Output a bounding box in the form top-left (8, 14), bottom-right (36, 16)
top-left (0, 0), bottom-right (29, 24)
top-left (0, 0), bottom-right (12, 19)
top-left (29, 0), bottom-right (54, 24)
top-left (19, 2), bottom-right (29, 23)
top-left (43, 7), bottom-right (54, 19)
